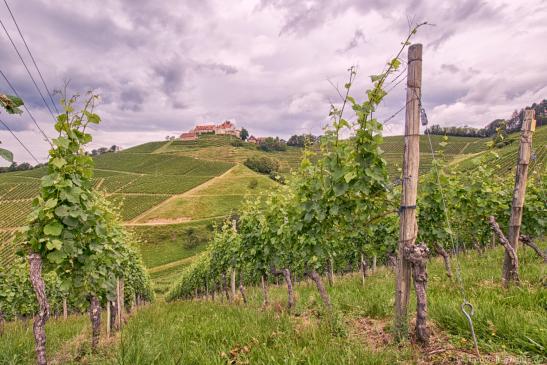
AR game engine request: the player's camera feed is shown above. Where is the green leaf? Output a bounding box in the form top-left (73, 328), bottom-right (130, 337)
top-left (50, 157), bottom-right (66, 169)
top-left (54, 205), bottom-right (70, 217)
top-left (47, 250), bottom-right (66, 264)
top-left (44, 198), bottom-right (58, 209)
top-left (390, 58), bottom-right (401, 69)
top-left (53, 137), bottom-right (70, 149)
top-left (43, 222), bottom-right (63, 236)
top-left (333, 183), bottom-right (348, 196)
top-left (0, 94), bottom-right (24, 114)
top-left (370, 73), bottom-right (386, 82)
top-left (344, 171), bottom-right (356, 183)
top-left (84, 111), bottom-right (101, 124)
top-left (46, 239), bottom-right (62, 251)
top-left (0, 148), bottom-right (13, 162)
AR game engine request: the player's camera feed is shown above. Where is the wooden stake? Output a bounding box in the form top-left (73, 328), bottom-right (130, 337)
top-left (360, 253), bottom-right (367, 286)
top-left (395, 43), bottom-right (422, 340)
top-left (29, 253), bottom-right (49, 365)
top-left (230, 268), bottom-right (237, 300)
top-left (502, 109), bottom-right (535, 286)
top-left (116, 279), bottom-right (122, 329)
top-left (63, 297), bottom-right (68, 320)
top-left (106, 302), bottom-right (111, 337)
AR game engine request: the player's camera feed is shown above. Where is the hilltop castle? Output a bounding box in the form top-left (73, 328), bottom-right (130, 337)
top-left (180, 121), bottom-right (241, 141)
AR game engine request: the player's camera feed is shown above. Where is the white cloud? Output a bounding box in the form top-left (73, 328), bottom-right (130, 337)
top-left (0, 0), bottom-right (545, 163)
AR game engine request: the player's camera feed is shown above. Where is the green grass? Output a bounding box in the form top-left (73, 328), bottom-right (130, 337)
top-left (149, 260), bottom-right (195, 295)
top-left (110, 301), bottom-right (404, 365)
top-left (0, 315), bottom-right (89, 365)
top-left (137, 165), bottom-right (277, 223)
top-left (130, 220), bottom-right (216, 268)
top-left (107, 194), bottom-right (171, 221)
top-left (1, 246), bottom-right (544, 364)
top-left (121, 141), bottom-right (168, 153)
top-left (93, 153), bottom-right (233, 176)
top-left (141, 194), bottom-right (245, 221)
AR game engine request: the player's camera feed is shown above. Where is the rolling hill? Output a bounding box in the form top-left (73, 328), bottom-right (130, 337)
top-left (0, 128), bottom-right (545, 294)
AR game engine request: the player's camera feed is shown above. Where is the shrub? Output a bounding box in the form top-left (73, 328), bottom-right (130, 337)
top-left (269, 171), bottom-right (285, 184)
top-left (248, 178), bottom-right (258, 189)
top-left (257, 137), bottom-right (287, 152)
top-left (182, 228), bottom-right (199, 249)
top-left (230, 139), bottom-right (245, 147)
top-left (244, 156), bottom-right (280, 174)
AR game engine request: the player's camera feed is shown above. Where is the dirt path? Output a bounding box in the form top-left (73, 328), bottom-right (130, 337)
top-left (128, 165), bottom-right (237, 224)
top-left (124, 215), bottom-right (227, 227)
top-left (95, 178), bottom-right (105, 190)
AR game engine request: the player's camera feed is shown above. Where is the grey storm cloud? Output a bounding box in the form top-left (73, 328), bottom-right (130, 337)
top-left (338, 29), bottom-right (366, 53)
top-left (0, 0), bottom-right (545, 163)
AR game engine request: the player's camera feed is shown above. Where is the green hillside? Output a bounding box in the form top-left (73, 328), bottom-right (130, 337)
top-left (0, 129), bottom-right (545, 290)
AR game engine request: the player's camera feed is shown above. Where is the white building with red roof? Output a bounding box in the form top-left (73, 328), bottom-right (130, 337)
top-left (181, 121), bottom-right (241, 141)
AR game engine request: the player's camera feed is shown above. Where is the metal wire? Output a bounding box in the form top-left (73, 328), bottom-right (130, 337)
top-left (3, 0), bottom-right (59, 114)
top-left (0, 116), bottom-right (40, 163)
top-left (416, 88), bottom-right (481, 357)
top-left (0, 69), bottom-right (53, 146)
top-left (0, 17), bottom-right (57, 122)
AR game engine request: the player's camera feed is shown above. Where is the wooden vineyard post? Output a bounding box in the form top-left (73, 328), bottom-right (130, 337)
top-left (230, 269), bottom-right (237, 301)
top-left (116, 279), bottom-right (124, 329)
top-left (394, 43), bottom-right (422, 340)
top-left (502, 109), bottom-right (535, 286)
top-left (29, 253), bottom-right (50, 365)
top-left (63, 297), bottom-right (68, 319)
top-left (106, 302), bottom-right (111, 337)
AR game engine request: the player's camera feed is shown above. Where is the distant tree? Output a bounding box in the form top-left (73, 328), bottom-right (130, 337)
top-left (258, 137), bottom-right (287, 152)
top-left (244, 156), bottom-right (280, 174)
top-left (240, 128), bottom-right (249, 141)
top-left (0, 161), bottom-right (39, 174)
top-left (287, 134), bottom-right (318, 147)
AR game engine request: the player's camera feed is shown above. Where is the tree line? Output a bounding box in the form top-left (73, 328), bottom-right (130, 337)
top-left (425, 99), bottom-right (546, 138)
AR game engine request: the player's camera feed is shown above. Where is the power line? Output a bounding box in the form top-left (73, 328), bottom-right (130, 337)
top-left (0, 116), bottom-right (40, 164)
top-left (0, 17), bottom-right (57, 122)
top-left (3, 0), bottom-right (59, 114)
top-left (0, 69), bottom-right (53, 146)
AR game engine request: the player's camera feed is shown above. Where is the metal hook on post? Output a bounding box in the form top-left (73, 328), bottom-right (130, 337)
top-left (461, 301), bottom-right (480, 358)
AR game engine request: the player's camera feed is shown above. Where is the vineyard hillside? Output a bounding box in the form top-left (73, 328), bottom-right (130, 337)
top-left (1, 129), bottom-right (545, 291)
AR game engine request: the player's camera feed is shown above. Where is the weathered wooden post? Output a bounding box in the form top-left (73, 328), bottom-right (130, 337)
top-left (230, 269), bottom-right (237, 300)
top-left (230, 219), bottom-right (237, 300)
top-left (502, 109), bottom-right (535, 286)
top-left (116, 279), bottom-right (124, 329)
top-left (63, 297), bottom-right (68, 319)
top-left (106, 302), bottom-right (111, 337)
top-left (394, 43), bottom-right (422, 340)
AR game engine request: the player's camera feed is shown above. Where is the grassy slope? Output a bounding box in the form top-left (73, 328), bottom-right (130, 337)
top-left (137, 164), bottom-right (278, 222)
top-left (2, 246), bottom-right (544, 364)
top-left (131, 165), bottom-right (279, 294)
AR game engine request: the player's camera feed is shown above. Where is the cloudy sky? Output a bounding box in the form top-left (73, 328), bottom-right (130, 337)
top-left (0, 0), bottom-right (545, 163)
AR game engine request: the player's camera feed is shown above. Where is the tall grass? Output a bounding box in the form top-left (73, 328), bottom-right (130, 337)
top-left (1, 246), bottom-right (544, 364)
